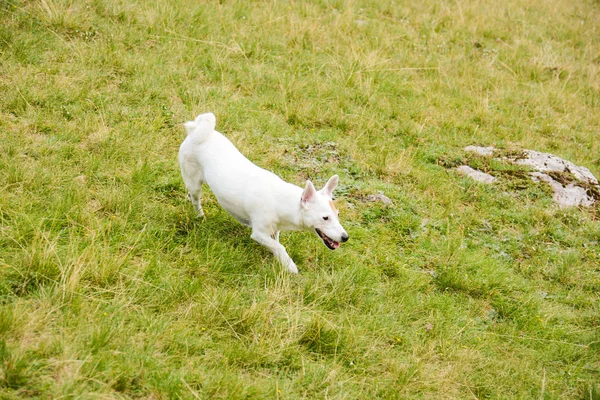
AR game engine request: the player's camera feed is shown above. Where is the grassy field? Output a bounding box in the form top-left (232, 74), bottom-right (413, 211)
top-left (1, 0), bottom-right (600, 398)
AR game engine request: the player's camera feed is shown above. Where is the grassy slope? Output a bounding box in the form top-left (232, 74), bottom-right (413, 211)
top-left (1, 0), bottom-right (599, 398)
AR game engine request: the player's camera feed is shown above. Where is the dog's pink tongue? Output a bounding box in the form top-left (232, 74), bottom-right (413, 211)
top-left (332, 241), bottom-right (340, 249)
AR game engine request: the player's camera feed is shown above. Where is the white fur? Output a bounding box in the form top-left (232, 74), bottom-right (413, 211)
top-left (179, 112), bottom-right (349, 273)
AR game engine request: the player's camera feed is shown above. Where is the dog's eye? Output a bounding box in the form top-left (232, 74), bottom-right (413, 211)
top-left (322, 216), bottom-right (329, 221)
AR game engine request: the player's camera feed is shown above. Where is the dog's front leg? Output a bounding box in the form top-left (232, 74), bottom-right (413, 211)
top-left (251, 229), bottom-right (298, 273)
top-left (271, 231), bottom-right (280, 242)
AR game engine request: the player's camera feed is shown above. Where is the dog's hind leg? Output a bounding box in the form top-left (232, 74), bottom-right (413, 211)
top-left (187, 189), bottom-right (205, 217)
top-left (271, 231), bottom-right (280, 242)
top-left (252, 229), bottom-right (298, 273)
top-left (180, 154), bottom-right (205, 218)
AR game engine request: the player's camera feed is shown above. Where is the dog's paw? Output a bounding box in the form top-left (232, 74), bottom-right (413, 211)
top-left (287, 261), bottom-right (298, 274)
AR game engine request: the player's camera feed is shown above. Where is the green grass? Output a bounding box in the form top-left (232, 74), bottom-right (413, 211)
top-left (1, 0), bottom-right (599, 398)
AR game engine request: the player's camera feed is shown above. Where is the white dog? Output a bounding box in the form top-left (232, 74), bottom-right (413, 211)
top-left (179, 112), bottom-right (349, 273)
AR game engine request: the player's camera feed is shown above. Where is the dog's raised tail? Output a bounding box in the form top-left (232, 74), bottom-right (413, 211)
top-left (183, 112), bottom-right (216, 143)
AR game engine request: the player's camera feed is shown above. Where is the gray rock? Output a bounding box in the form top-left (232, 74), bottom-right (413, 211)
top-left (530, 172), bottom-right (595, 207)
top-left (514, 150), bottom-right (598, 185)
top-left (456, 165), bottom-right (497, 184)
top-left (460, 146), bottom-right (599, 207)
top-left (464, 146), bottom-right (495, 157)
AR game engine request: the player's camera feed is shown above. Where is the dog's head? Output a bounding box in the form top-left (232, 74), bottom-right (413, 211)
top-left (300, 175), bottom-right (349, 250)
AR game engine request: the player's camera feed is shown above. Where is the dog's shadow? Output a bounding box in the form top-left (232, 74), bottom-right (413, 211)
top-left (172, 203), bottom-right (283, 274)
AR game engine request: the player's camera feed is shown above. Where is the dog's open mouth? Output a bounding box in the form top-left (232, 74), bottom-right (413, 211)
top-left (315, 229), bottom-right (340, 250)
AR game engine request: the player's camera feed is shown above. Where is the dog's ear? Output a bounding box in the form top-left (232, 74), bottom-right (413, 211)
top-left (301, 180), bottom-right (317, 209)
top-left (321, 175), bottom-right (339, 198)
top-left (194, 112), bottom-right (216, 132)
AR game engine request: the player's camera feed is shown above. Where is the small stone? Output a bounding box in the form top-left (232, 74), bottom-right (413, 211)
top-left (424, 269), bottom-right (438, 278)
top-left (456, 165), bottom-right (497, 184)
top-left (366, 191), bottom-right (393, 205)
top-left (376, 191), bottom-right (392, 205)
top-left (464, 146), bottom-right (495, 157)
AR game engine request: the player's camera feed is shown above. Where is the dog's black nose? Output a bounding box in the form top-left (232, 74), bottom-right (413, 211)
top-left (341, 233), bottom-right (349, 242)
